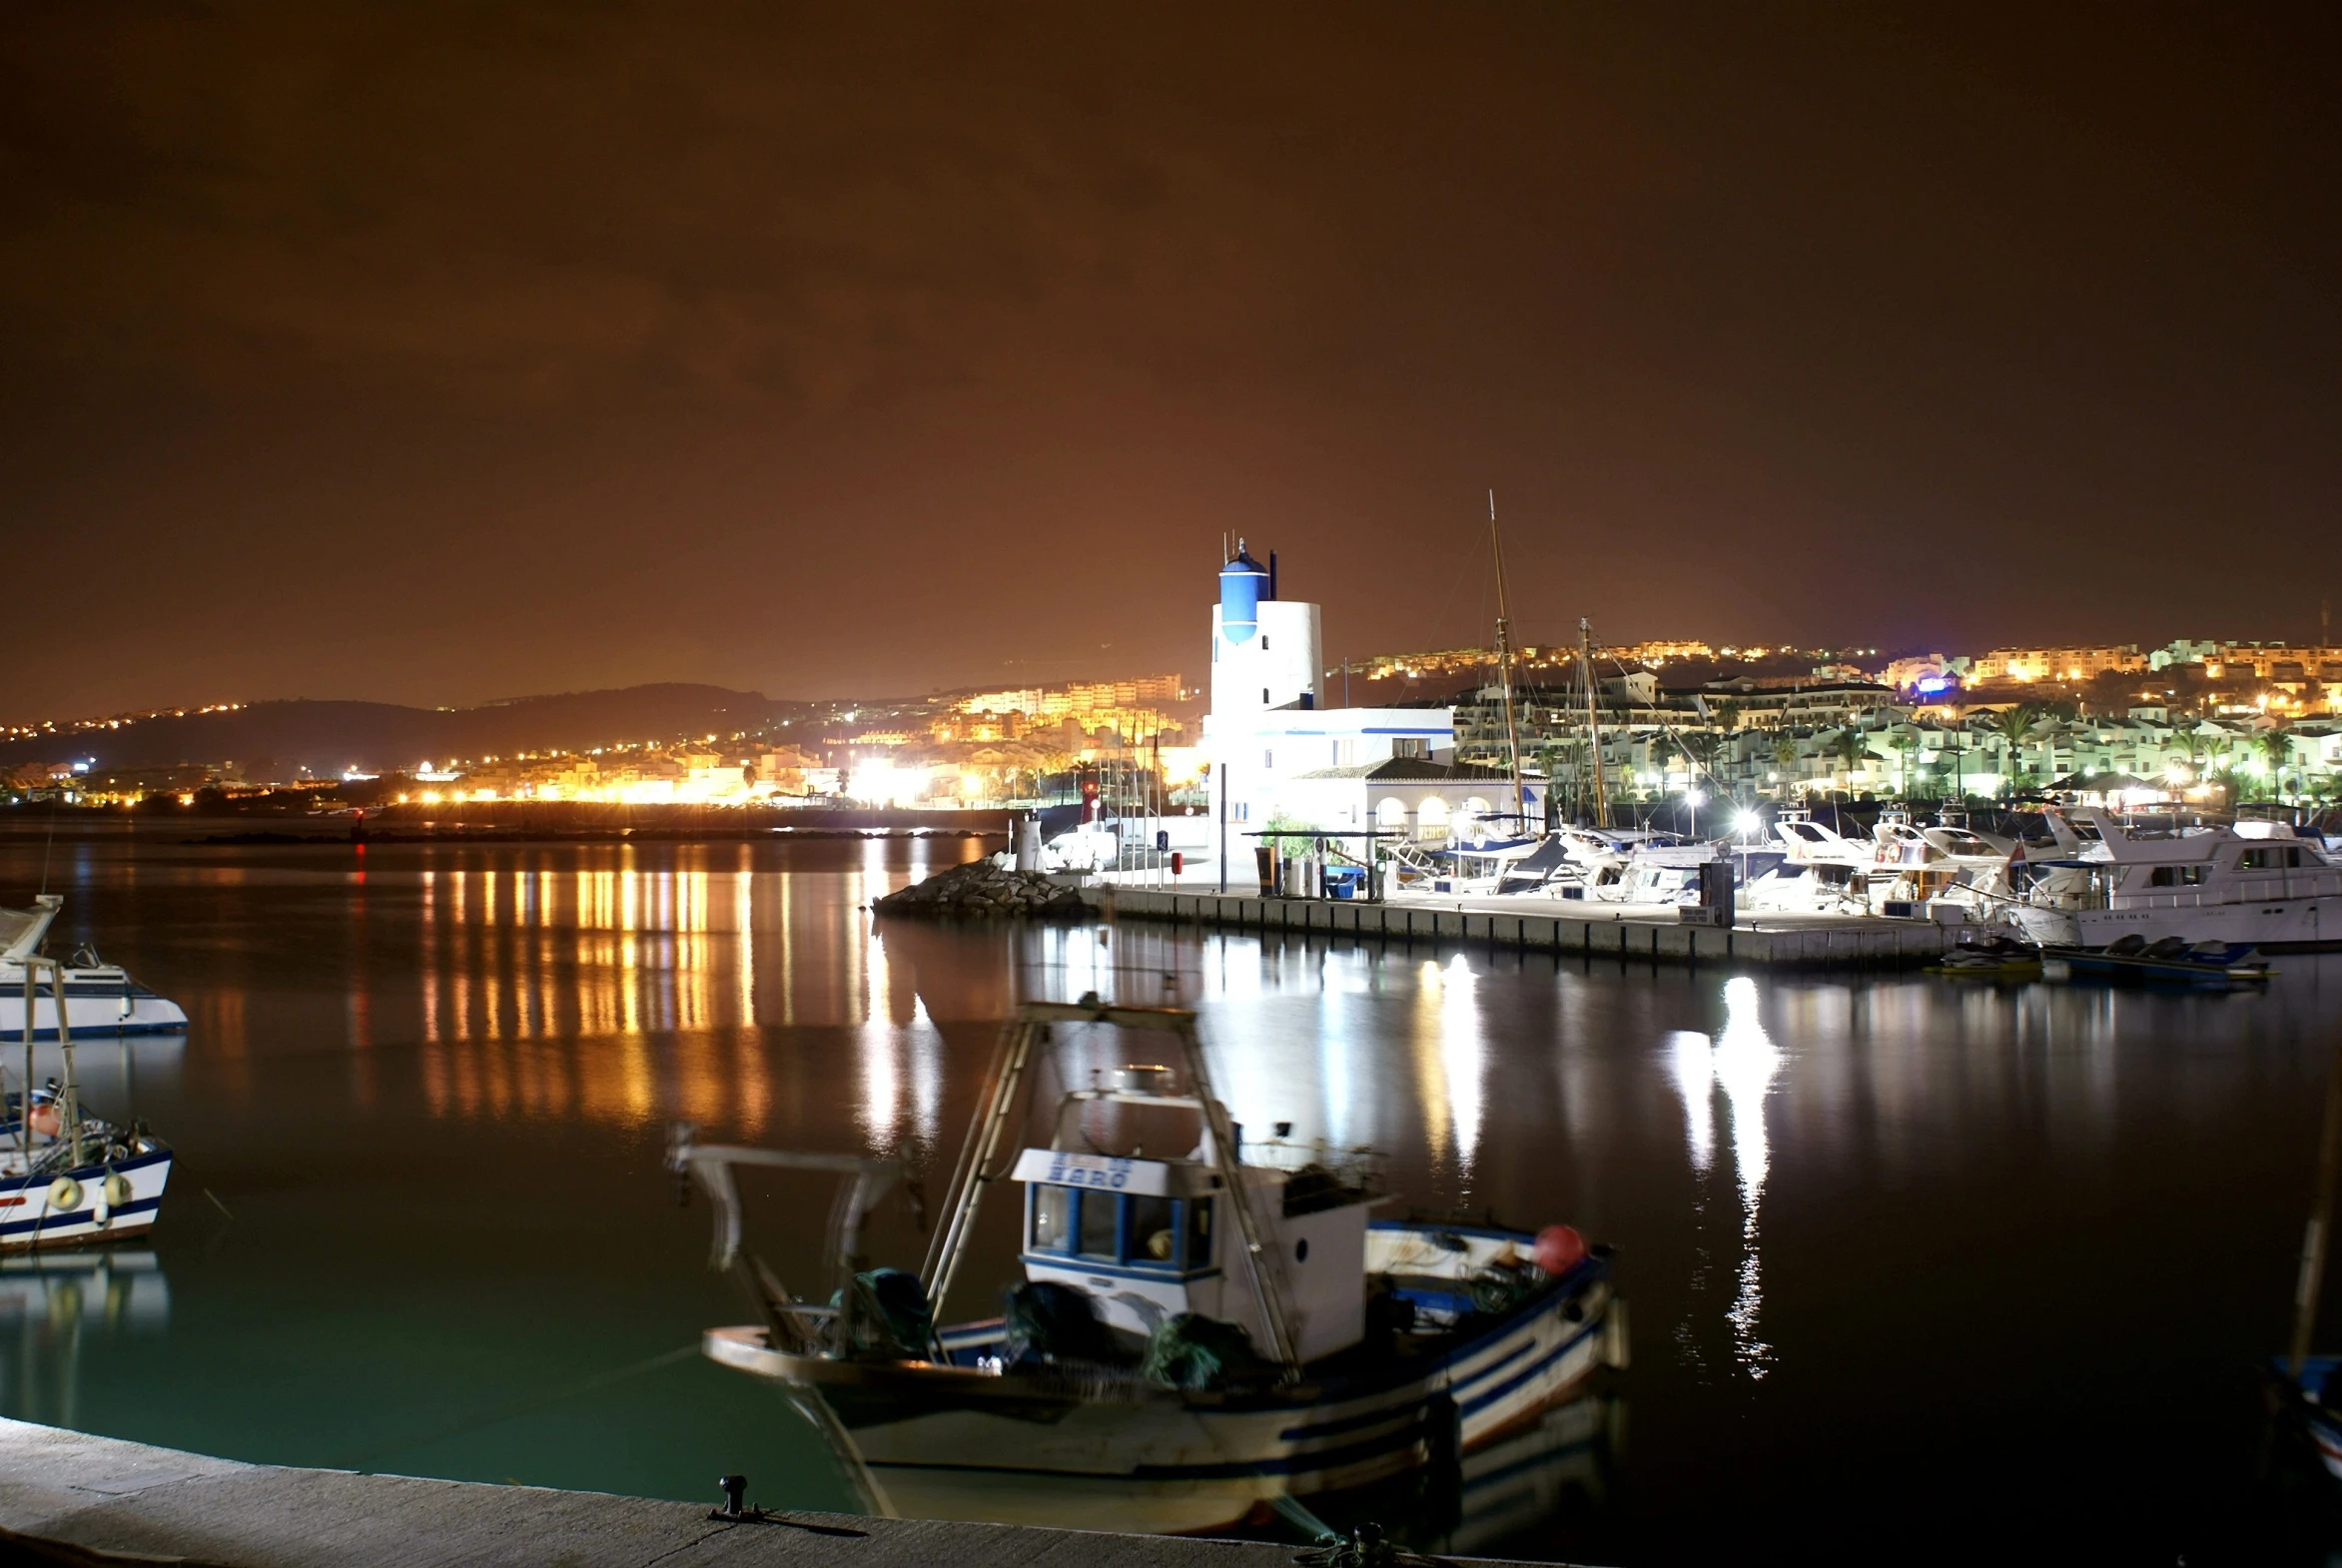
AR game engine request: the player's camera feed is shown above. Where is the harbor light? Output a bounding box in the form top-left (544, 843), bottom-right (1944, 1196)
top-left (1734, 808), bottom-right (1762, 836)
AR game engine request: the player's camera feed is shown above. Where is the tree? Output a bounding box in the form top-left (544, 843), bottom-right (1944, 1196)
top-left (1987, 702), bottom-right (2044, 777)
top-left (2259, 726), bottom-right (2294, 798)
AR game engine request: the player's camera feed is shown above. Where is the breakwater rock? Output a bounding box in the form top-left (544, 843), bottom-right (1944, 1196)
top-left (875, 858), bottom-right (1088, 917)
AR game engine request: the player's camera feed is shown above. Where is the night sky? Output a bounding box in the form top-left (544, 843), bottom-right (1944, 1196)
top-left (4, 5), bottom-right (2336, 718)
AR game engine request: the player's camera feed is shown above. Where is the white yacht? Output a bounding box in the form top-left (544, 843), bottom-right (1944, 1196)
top-left (1748, 811), bottom-right (1875, 914)
top-left (1869, 809), bottom-right (2027, 917)
top-left (2006, 808), bottom-right (2342, 950)
top-left (0, 897), bottom-right (188, 1041)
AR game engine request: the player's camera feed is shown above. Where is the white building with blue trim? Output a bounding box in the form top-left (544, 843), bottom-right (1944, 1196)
top-left (1202, 542), bottom-right (1515, 851)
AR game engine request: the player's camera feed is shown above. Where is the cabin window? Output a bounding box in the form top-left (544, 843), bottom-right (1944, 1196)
top-left (1130, 1194), bottom-right (1176, 1266)
top-left (2240, 848), bottom-right (2280, 870)
top-left (1185, 1196), bottom-right (1214, 1269)
top-left (1078, 1188), bottom-right (1120, 1260)
top-left (2148, 866), bottom-right (2206, 887)
top-left (1030, 1185), bottom-right (1072, 1252)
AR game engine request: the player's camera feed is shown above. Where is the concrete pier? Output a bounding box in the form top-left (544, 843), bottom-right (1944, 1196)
top-left (0, 1419), bottom-right (1556, 1568)
top-left (1089, 886), bottom-right (1957, 968)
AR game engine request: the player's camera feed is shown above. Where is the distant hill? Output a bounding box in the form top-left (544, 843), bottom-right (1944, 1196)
top-left (0, 685), bottom-right (803, 777)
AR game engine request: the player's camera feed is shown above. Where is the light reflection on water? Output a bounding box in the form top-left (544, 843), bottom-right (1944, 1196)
top-left (3, 833), bottom-right (2341, 1562)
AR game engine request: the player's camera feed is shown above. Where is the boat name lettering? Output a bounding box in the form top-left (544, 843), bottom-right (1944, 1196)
top-left (1045, 1155), bottom-right (1133, 1188)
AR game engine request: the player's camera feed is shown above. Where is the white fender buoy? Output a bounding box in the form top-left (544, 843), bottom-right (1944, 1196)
top-left (102, 1173), bottom-right (133, 1208)
top-left (47, 1176), bottom-right (82, 1211)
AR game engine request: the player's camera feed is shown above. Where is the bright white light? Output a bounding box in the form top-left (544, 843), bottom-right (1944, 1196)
top-left (1686, 788), bottom-right (1707, 808)
top-left (1734, 809), bottom-right (1763, 835)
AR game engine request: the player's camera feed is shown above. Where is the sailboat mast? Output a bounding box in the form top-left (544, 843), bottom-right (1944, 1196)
top-left (1580, 615), bottom-right (1606, 826)
top-left (1488, 491), bottom-right (1528, 828)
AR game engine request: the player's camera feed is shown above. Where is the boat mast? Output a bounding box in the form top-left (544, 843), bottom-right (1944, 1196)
top-left (2291, 1040), bottom-right (2342, 1378)
top-left (1580, 616), bottom-right (1606, 826)
top-left (1488, 491), bottom-right (1528, 830)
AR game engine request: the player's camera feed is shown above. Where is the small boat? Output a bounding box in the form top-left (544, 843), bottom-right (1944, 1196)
top-left (2, 949), bottom-right (174, 1250)
top-left (0, 896), bottom-right (188, 1040)
top-left (2048, 935), bottom-right (2273, 985)
top-left (1923, 933), bottom-right (2041, 979)
top-left (669, 997), bottom-right (1626, 1534)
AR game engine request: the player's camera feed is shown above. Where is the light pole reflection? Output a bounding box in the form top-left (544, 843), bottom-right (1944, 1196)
top-left (1672, 977), bottom-right (1784, 1378)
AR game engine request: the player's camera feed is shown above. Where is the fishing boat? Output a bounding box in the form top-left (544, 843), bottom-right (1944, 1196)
top-left (1, 895), bottom-right (188, 1040)
top-left (2, 950), bottom-right (174, 1249)
top-left (669, 997), bottom-right (1626, 1534)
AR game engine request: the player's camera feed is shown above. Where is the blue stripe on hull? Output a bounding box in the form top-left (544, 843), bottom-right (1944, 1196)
top-left (0, 1195), bottom-right (163, 1239)
top-left (0, 1024), bottom-right (188, 1041)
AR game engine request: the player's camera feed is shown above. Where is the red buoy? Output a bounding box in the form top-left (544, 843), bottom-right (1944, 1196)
top-left (1533, 1224), bottom-right (1588, 1274)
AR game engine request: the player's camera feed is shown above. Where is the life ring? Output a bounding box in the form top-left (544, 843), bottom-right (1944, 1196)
top-left (46, 1176), bottom-right (82, 1211)
top-left (102, 1173), bottom-right (132, 1207)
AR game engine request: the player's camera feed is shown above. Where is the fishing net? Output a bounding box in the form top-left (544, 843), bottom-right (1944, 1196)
top-left (1002, 1280), bottom-right (1118, 1366)
top-left (835, 1267), bottom-right (935, 1360)
top-left (1142, 1311), bottom-right (1265, 1391)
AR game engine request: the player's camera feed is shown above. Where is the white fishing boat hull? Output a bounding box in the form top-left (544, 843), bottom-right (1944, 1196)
top-left (705, 1258), bottom-right (1623, 1534)
top-left (0, 1147), bottom-right (172, 1250)
top-left (0, 970), bottom-right (188, 1039)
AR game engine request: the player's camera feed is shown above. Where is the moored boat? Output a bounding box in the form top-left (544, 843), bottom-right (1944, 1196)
top-left (2003, 808), bottom-right (2342, 951)
top-left (1923, 932), bottom-right (2041, 979)
top-left (2050, 935), bottom-right (2273, 985)
top-left (2, 945), bottom-right (174, 1250)
top-left (1, 895), bottom-right (188, 1040)
top-left (669, 997), bottom-right (1626, 1533)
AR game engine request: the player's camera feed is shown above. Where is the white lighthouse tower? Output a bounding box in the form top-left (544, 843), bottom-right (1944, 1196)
top-left (1208, 540), bottom-right (1321, 723)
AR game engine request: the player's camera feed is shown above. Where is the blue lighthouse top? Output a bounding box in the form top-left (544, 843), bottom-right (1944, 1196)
top-left (1219, 541), bottom-right (1268, 643)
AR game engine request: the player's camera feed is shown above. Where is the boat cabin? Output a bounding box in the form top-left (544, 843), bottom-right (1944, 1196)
top-left (1008, 1086), bottom-right (1373, 1363)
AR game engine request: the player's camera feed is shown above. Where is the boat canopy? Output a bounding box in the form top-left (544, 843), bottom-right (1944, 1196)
top-left (0, 897), bottom-right (61, 963)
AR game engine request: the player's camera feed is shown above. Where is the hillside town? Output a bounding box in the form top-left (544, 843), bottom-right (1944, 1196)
top-left (7, 637), bottom-right (2342, 817)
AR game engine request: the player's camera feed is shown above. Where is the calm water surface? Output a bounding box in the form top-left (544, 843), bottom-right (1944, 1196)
top-left (6, 829), bottom-right (2341, 1564)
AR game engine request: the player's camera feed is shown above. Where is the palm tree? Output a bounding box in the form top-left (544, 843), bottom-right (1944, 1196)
top-left (2259, 725), bottom-right (2293, 799)
top-left (1987, 702), bottom-right (2044, 785)
top-left (1830, 726), bottom-right (1870, 796)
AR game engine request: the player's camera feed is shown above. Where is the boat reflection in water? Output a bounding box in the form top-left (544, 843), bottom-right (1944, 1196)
top-left (0, 1250), bottom-right (169, 1425)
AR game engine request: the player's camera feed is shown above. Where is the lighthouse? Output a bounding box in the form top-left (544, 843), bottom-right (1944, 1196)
top-left (1207, 539), bottom-right (1320, 723)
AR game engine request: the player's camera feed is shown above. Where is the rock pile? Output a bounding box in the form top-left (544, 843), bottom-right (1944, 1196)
top-left (874, 858), bottom-right (1088, 918)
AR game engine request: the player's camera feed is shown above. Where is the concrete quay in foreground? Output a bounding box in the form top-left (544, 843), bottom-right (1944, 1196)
top-left (1088, 885), bottom-right (1959, 968)
top-left (0, 1418), bottom-right (1559, 1568)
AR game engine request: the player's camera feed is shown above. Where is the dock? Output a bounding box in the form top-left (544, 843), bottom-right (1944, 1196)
top-left (1089, 886), bottom-right (1957, 968)
top-left (0, 1418), bottom-right (1557, 1568)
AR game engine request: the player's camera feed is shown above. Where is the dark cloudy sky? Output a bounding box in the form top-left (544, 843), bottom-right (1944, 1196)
top-left (4, 4), bottom-right (2336, 717)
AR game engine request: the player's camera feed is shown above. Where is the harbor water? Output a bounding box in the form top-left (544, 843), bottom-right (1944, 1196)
top-left (4, 827), bottom-right (2340, 1564)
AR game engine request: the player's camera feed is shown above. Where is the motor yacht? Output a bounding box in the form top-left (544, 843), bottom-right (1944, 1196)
top-left (2005, 808), bottom-right (2342, 950)
top-left (0, 896), bottom-right (188, 1040)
